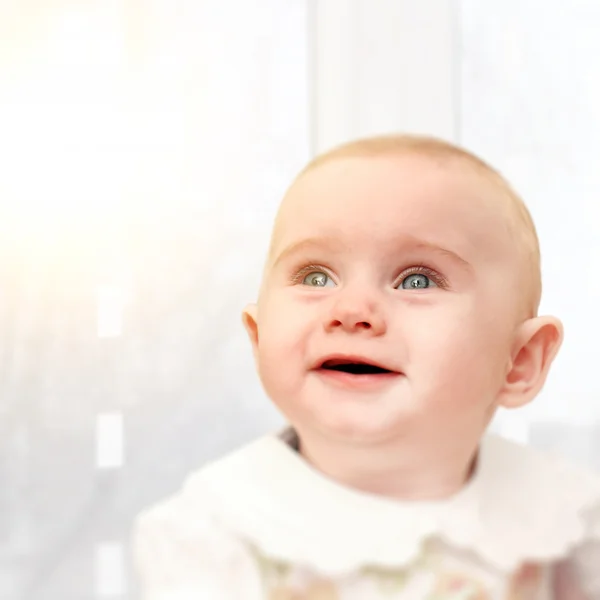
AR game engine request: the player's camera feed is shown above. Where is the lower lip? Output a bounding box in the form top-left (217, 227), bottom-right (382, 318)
top-left (313, 368), bottom-right (402, 390)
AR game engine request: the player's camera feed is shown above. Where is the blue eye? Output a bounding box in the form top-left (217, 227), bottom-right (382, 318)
top-left (399, 273), bottom-right (436, 290)
top-left (302, 271), bottom-right (334, 288)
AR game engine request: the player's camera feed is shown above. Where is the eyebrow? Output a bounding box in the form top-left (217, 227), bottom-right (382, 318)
top-left (409, 239), bottom-right (473, 271)
top-left (271, 235), bottom-right (473, 272)
top-left (271, 237), bottom-right (348, 268)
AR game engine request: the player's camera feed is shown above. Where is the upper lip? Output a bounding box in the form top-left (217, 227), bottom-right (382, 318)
top-left (313, 353), bottom-right (399, 373)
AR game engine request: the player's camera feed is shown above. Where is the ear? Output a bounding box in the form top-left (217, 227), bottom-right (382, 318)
top-left (497, 316), bottom-right (563, 409)
top-left (241, 303), bottom-right (259, 360)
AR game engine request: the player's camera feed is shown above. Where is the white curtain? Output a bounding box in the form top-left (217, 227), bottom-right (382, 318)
top-left (0, 2), bottom-right (308, 598)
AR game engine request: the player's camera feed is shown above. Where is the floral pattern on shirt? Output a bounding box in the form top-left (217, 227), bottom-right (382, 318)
top-left (428, 571), bottom-right (489, 599)
top-left (505, 563), bottom-right (542, 600)
top-left (268, 580), bottom-right (339, 600)
top-left (251, 542), bottom-right (543, 600)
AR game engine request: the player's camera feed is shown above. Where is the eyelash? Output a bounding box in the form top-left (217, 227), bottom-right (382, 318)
top-left (397, 264), bottom-right (449, 289)
top-left (290, 263), bottom-right (332, 285)
top-left (289, 263), bottom-right (449, 289)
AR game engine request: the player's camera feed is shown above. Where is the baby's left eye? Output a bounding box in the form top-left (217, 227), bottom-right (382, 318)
top-left (302, 271), bottom-right (335, 288)
top-left (397, 273), bottom-right (437, 290)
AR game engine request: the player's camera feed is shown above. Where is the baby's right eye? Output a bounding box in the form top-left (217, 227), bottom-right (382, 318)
top-left (302, 271), bottom-right (335, 288)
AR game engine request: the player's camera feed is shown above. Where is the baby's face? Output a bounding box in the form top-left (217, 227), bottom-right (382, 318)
top-left (246, 155), bottom-right (527, 444)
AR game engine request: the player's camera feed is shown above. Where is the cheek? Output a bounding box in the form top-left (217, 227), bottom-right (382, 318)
top-left (406, 305), bottom-right (511, 395)
top-left (259, 292), bottom-right (323, 346)
top-left (255, 298), bottom-right (316, 385)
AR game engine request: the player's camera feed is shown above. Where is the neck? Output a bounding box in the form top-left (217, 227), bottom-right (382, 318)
top-left (294, 426), bottom-right (480, 501)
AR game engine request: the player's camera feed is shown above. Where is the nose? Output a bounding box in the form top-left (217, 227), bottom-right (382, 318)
top-left (323, 291), bottom-right (387, 336)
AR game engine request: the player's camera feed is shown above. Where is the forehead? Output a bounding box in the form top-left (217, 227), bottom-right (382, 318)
top-left (271, 155), bottom-right (516, 265)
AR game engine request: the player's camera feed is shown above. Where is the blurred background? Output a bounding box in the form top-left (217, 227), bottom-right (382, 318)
top-left (0, 1), bottom-right (599, 598)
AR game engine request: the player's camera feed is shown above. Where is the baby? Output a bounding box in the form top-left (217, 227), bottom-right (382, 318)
top-left (133, 135), bottom-right (600, 599)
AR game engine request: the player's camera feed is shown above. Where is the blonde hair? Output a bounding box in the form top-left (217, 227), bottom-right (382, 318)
top-left (291, 134), bottom-right (541, 317)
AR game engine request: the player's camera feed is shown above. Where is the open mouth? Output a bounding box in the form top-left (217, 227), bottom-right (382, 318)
top-left (319, 359), bottom-right (394, 375)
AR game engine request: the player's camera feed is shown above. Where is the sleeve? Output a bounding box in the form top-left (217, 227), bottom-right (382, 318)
top-left (553, 503), bottom-right (600, 600)
top-left (569, 537), bottom-right (600, 599)
top-left (132, 497), bottom-right (265, 600)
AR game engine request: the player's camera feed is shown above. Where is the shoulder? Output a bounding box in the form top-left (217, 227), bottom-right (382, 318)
top-left (136, 431), bottom-right (282, 527)
top-left (132, 439), bottom-right (272, 600)
top-left (475, 434), bottom-right (600, 569)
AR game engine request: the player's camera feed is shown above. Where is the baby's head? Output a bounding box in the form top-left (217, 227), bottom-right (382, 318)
top-left (243, 135), bottom-right (563, 452)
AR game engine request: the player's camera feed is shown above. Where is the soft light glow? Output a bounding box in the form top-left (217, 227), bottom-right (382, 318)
top-left (94, 541), bottom-right (126, 597)
top-left (96, 285), bottom-right (127, 338)
top-left (95, 412), bottom-right (124, 469)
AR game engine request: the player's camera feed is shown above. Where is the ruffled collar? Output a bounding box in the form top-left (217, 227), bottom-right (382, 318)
top-left (183, 428), bottom-right (600, 576)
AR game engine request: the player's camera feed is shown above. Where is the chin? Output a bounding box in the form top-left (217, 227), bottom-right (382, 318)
top-left (305, 407), bottom-right (410, 444)
top-left (269, 385), bottom-right (418, 442)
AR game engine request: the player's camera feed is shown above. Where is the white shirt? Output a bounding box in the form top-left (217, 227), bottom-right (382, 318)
top-left (133, 429), bottom-right (600, 599)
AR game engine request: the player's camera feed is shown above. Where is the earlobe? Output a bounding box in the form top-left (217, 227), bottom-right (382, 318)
top-left (242, 303), bottom-right (259, 354)
top-left (498, 316), bottom-right (564, 409)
